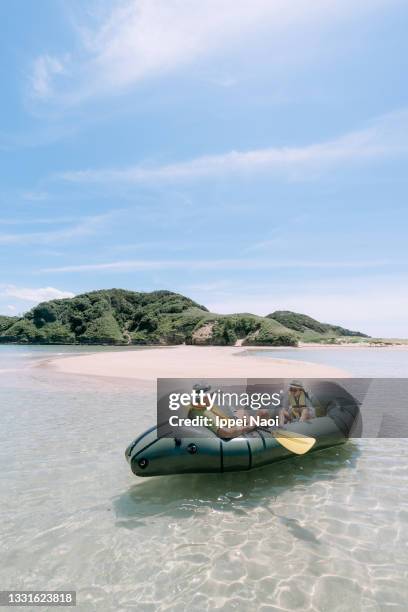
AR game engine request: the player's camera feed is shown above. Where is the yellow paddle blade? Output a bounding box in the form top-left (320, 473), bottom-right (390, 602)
top-left (274, 428), bottom-right (314, 440)
top-left (272, 429), bottom-right (316, 455)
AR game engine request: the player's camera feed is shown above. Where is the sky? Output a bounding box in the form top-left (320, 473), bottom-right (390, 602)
top-left (0, 0), bottom-right (407, 337)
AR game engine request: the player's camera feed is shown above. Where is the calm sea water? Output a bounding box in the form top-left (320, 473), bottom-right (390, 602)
top-left (250, 346), bottom-right (408, 377)
top-left (1, 346), bottom-right (407, 611)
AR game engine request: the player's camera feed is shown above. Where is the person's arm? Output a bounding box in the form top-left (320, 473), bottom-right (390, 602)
top-left (215, 408), bottom-right (270, 438)
top-left (217, 423), bottom-right (257, 439)
top-left (210, 404), bottom-right (233, 420)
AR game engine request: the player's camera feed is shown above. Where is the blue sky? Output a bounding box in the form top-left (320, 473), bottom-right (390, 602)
top-left (1, 0), bottom-right (407, 336)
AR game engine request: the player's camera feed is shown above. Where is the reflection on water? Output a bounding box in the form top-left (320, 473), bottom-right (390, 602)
top-left (1, 346), bottom-right (408, 611)
top-left (115, 443), bottom-right (359, 525)
top-left (111, 440), bottom-right (408, 612)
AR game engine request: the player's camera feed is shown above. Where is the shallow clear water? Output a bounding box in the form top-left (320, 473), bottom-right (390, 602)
top-left (1, 346), bottom-right (408, 611)
top-left (250, 346), bottom-right (408, 377)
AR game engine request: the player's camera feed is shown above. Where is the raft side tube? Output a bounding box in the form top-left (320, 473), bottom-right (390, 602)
top-left (127, 415), bottom-right (348, 477)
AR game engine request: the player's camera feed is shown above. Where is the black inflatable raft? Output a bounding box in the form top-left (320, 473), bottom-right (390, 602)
top-left (125, 381), bottom-right (361, 477)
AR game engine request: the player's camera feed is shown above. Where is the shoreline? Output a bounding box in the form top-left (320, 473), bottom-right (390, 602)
top-left (45, 345), bottom-right (350, 382)
top-left (289, 342), bottom-right (408, 349)
top-left (2, 339), bottom-right (407, 349)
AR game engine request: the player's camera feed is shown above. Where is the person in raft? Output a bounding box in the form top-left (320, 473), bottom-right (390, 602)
top-left (187, 382), bottom-right (269, 439)
top-left (279, 380), bottom-right (316, 425)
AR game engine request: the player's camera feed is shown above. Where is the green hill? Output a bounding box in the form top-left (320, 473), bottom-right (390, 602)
top-left (0, 290), bottom-right (368, 346)
top-left (267, 310), bottom-right (368, 343)
top-left (0, 315), bottom-right (19, 333)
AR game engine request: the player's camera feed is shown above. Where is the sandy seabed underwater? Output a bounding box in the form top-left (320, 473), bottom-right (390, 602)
top-left (1, 346), bottom-right (408, 612)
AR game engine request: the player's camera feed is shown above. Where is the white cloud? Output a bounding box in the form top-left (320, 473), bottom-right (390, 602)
top-left (0, 213), bottom-right (112, 246)
top-left (2, 286), bottom-right (75, 303)
top-left (30, 0), bottom-right (398, 104)
top-left (0, 216), bottom-right (76, 226)
top-left (42, 257), bottom-right (393, 274)
top-left (57, 109), bottom-right (408, 184)
top-left (21, 191), bottom-right (49, 202)
top-left (31, 55), bottom-right (68, 99)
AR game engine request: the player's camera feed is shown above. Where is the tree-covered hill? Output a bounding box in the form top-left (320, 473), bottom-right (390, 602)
top-left (0, 289), bottom-right (368, 346)
top-left (267, 310), bottom-right (368, 342)
top-left (0, 315), bottom-right (18, 333)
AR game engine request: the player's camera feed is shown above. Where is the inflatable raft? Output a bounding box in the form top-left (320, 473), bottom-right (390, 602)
top-left (125, 381), bottom-right (361, 477)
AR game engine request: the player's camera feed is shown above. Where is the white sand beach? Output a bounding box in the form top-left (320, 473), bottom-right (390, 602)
top-left (48, 345), bottom-right (348, 381)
